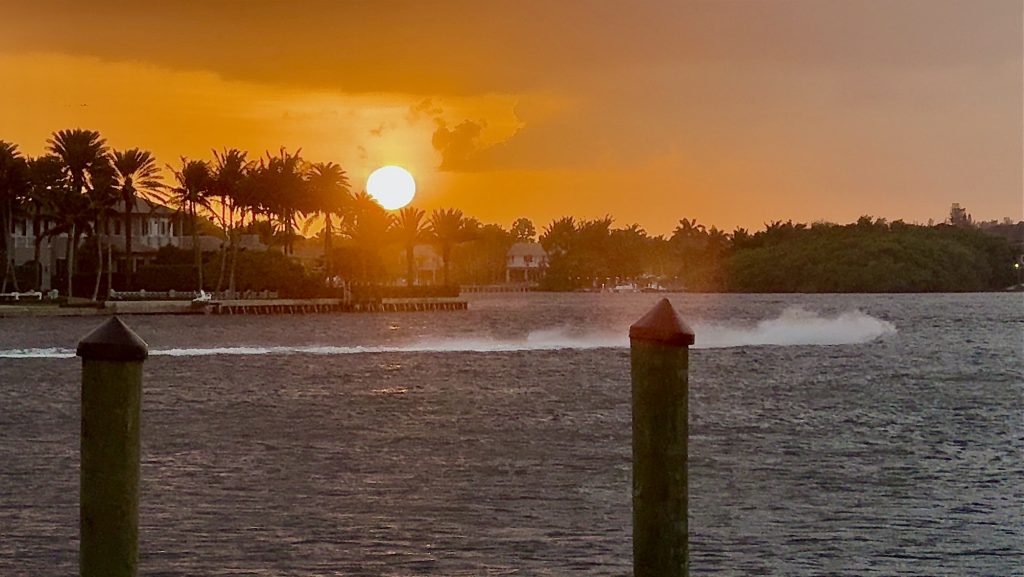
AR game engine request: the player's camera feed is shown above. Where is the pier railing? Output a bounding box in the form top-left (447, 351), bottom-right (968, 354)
top-left (108, 289), bottom-right (281, 301)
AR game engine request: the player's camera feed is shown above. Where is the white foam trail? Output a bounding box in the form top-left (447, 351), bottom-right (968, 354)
top-left (695, 307), bottom-right (897, 348)
top-left (0, 307), bottom-right (894, 358)
top-left (0, 347), bottom-right (76, 359)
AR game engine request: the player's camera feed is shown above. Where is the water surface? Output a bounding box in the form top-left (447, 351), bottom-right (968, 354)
top-left (1, 293), bottom-right (1021, 576)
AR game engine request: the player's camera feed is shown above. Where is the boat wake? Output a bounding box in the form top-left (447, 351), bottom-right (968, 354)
top-left (0, 307), bottom-right (895, 358)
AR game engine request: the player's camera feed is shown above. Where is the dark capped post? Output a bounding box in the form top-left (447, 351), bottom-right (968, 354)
top-left (629, 298), bottom-right (694, 577)
top-left (76, 317), bottom-right (149, 577)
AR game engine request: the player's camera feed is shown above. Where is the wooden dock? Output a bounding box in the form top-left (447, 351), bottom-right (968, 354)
top-left (460, 284), bottom-right (535, 293)
top-left (0, 297), bottom-right (468, 317)
top-left (212, 297), bottom-right (467, 315)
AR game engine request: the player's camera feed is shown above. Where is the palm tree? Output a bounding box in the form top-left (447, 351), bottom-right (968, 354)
top-left (344, 191), bottom-right (395, 282)
top-left (0, 141), bottom-right (30, 291)
top-left (255, 148), bottom-right (309, 254)
top-left (26, 155), bottom-right (68, 289)
top-left (576, 217), bottom-right (614, 285)
top-left (210, 149), bottom-right (253, 294)
top-left (672, 218), bottom-right (706, 241)
top-left (47, 186), bottom-right (93, 298)
top-left (169, 158), bottom-right (212, 291)
top-left (394, 206), bottom-right (427, 286)
top-left (85, 158), bottom-right (120, 301)
top-left (428, 207), bottom-right (468, 286)
top-left (47, 129), bottom-right (109, 298)
top-left (304, 162), bottom-right (351, 279)
top-left (47, 129), bottom-right (108, 196)
top-left (539, 216), bottom-right (577, 257)
top-left (112, 148), bottom-right (164, 289)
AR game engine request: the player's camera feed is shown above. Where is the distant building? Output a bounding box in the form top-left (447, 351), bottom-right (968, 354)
top-left (8, 198), bottom-right (235, 291)
top-left (413, 244), bottom-right (444, 285)
top-left (506, 242), bottom-right (547, 283)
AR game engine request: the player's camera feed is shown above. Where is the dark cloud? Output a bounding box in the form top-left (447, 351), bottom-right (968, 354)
top-left (2, 1), bottom-right (1018, 96)
top-left (432, 119), bottom-right (488, 171)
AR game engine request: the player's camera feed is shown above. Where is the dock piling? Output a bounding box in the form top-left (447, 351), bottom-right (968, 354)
top-left (629, 298), bottom-right (694, 577)
top-left (76, 317), bottom-right (148, 577)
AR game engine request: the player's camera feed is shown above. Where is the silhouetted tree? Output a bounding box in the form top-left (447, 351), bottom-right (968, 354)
top-left (343, 191), bottom-right (394, 282)
top-left (255, 148), bottom-right (309, 254)
top-left (47, 129), bottom-right (109, 297)
top-left (539, 216), bottom-right (576, 256)
top-left (169, 158), bottom-right (212, 290)
top-left (510, 217), bottom-right (536, 242)
top-left (85, 158), bottom-right (120, 300)
top-left (429, 207), bottom-right (469, 285)
top-left (538, 216), bottom-right (579, 290)
top-left (210, 148), bottom-right (253, 293)
top-left (0, 141), bottom-right (30, 291)
top-left (607, 223), bottom-right (648, 281)
top-left (394, 206), bottom-right (428, 286)
top-left (305, 161), bottom-right (351, 279)
top-left (26, 155), bottom-right (68, 289)
top-left (113, 148), bottom-right (164, 289)
top-left (451, 222), bottom-right (512, 285)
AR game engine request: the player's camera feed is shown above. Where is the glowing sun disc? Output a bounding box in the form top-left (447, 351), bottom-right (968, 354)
top-left (366, 165), bottom-right (416, 210)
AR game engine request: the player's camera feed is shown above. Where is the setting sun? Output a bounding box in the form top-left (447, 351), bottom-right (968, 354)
top-left (366, 165), bottom-right (416, 210)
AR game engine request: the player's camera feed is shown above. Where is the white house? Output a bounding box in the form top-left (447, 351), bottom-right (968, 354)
top-left (413, 243), bottom-right (444, 285)
top-left (506, 242), bottom-right (547, 283)
top-left (7, 198), bottom-right (229, 291)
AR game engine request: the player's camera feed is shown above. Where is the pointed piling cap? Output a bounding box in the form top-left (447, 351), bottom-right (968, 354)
top-left (629, 298), bottom-right (695, 346)
top-left (76, 316), bottom-right (149, 362)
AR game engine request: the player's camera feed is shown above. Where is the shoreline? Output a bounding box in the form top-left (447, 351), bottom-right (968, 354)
top-left (0, 297), bottom-right (468, 317)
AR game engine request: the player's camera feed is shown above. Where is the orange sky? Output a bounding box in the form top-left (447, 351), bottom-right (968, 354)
top-left (1, 0), bottom-right (1021, 235)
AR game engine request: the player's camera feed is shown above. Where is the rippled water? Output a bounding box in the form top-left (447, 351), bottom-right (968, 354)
top-left (1, 293), bottom-right (1021, 576)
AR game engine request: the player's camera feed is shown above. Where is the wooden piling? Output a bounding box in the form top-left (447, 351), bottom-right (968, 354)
top-left (629, 298), bottom-right (694, 577)
top-left (76, 317), bottom-right (148, 577)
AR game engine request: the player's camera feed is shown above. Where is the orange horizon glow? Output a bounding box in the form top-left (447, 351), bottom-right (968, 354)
top-left (0, 2), bottom-right (1020, 235)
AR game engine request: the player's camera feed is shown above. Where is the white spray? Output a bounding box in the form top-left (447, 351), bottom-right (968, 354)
top-left (0, 307), bottom-right (895, 358)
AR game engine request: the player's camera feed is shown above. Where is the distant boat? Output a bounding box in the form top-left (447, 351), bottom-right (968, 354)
top-left (192, 290), bottom-right (212, 304)
top-left (611, 283), bottom-right (639, 293)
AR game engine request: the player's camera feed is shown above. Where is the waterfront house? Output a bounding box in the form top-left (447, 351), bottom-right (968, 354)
top-left (8, 198), bottom-right (228, 291)
top-left (412, 244), bottom-right (444, 285)
top-left (505, 242), bottom-right (548, 283)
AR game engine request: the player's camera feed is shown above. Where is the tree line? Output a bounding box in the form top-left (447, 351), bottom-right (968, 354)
top-left (1, 129), bottom-right (1018, 298)
top-left (535, 215), bottom-right (1019, 292)
top-left (0, 129), bottom-right (488, 298)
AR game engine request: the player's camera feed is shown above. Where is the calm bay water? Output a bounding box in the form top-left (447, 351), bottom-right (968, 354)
top-left (1, 292), bottom-right (1021, 576)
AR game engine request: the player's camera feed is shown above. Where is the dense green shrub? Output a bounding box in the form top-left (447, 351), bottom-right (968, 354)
top-left (727, 223), bottom-right (1015, 292)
